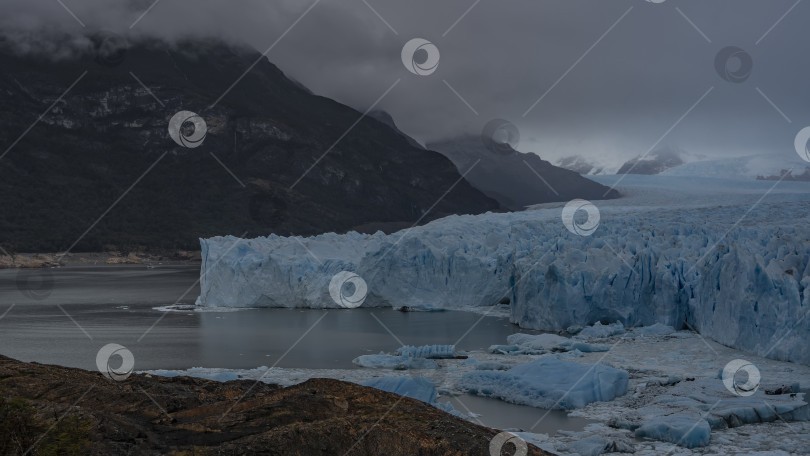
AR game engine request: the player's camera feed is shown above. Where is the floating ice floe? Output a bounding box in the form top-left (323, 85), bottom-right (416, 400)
top-left (604, 377), bottom-right (808, 449)
top-left (634, 415), bottom-right (711, 449)
top-left (352, 353), bottom-right (438, 369)
top-left (563, 434), bottom-right (635, 456)
top-left (575, 321), bottom-right (625, 339)
top-left (458, 357), bottom-right (629, 410)
top-left (396, 344), bottom-right (458, 359)
top-left (353, 344), bottom-right (460, 369)
top-left (490, 326), bottom-right (614, 356)
top-left (362, 376), bottom-right (463, 417)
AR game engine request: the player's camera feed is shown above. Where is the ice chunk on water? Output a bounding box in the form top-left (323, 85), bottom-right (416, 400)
top-left (395, 344), bottom-right (458, 359)
top-left (576, 322), bottom-right (625, 339)
top-left (362, 376), bottom-right (438, 404)
top-left (634, 323), bottom-right (676, 336)
top-left (568, 342), bottom-right (610, 352)
top-left (565, 435), bottom-right (635, 456)
top-left (493, 333), bottom-right (609, 355)
top-left (506, 333), bottom-right (570, 349)
top-left (352, 344), bottom-right (458, 368)
top-left (361, 376), bottom-right (464, 417)
top-left (458, 357), bottom-right (628, 410)
top-left (352, 353), bottom-right (438, 369)
top-left (635, 415), bottom-right (711, 448)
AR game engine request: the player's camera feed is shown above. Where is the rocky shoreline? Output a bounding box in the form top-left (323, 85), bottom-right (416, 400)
top-left (0, 355), bottom-right (550, 455)
top-left (0, 251), bottom-right (201, 269)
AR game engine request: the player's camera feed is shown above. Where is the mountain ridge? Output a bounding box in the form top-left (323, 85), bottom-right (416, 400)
top-left (0, 37), bottom-right (499, 252)
top-left (428, 135), bottom-right (620, 211)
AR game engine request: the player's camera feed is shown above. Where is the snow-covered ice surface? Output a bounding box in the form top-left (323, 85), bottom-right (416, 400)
top-left (662, 153), bottom-right (809, 179)
top-left (458, 357), bottom-right (629, 410)
top-left (198, 175), bottom-right (810, 365)
top-left (143, 324), bottom-right (810, 455)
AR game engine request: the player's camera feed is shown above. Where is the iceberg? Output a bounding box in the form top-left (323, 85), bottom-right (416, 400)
top-left (491, 331), bottom-right (610, 355)
top-left (361, 376), bottom-right (463, 417)
top-left (352, 353), bottom-right (438, 369)
top-left (395, 345), bottom-right (458, 359)
top-left (197, 176), bottom-right (810, 365)
top-left (575, 322), bottom-right (625, 339)
top-left (352, 344), bottom-right (460, 369)
top-left (506, 333), bottom-right (570, 350)
top-left (352, 344), bottom-right (459, 369)
top-left (457, 357), bottom-right (628, 410)
top-left (607, 376), bottom-right (809, 448)
top-left (362, 377), bottom-right (438, 404)
top-left (634, 415), bottom-right (711, 448)
top-left (565, 435), bottom-right (635, 456)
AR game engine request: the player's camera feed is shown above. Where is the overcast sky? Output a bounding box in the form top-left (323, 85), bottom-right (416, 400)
top-left (2, 0), bottom-right (809, 168)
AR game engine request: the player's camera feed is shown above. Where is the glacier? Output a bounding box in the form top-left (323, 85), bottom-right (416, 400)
top-left (197, 175), bottom-right (810, 365)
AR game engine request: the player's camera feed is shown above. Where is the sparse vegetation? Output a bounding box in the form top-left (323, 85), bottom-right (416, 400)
top-left (0, 395), bottom-right (92, 456)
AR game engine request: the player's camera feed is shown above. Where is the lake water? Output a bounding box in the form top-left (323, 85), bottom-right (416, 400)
top-left (0, 264), bottom-right (593, 434)
top-left (0, 264), bottom-right (536, 370)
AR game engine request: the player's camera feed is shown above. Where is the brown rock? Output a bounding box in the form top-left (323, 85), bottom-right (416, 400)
top-left (0, 355), bottom-right (553, 455)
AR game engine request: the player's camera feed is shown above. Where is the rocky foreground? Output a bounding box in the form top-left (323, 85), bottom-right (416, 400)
top-left (0, 355), bottom-right (550, 455)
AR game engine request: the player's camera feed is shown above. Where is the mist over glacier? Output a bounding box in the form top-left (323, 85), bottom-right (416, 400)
top-left (198, 175), bottom-right (810, 366)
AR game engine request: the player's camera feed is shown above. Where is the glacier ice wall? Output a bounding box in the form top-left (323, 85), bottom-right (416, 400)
top-left (198, 176), bottom-right (810, 365)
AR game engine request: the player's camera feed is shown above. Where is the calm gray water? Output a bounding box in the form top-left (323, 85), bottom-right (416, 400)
top-left (0, 265), bottom-right (532, 370)
top-left (0, 264), bottom-right (592, 434)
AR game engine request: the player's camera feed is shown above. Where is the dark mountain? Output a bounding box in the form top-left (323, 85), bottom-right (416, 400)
top-left (617, 147), bottom-right (684, 175)
top-left (0, 37), bottom-right (498, 253)
top-left (556, 155), bottom-right (607, 175)
top-left (428, 135), bottom-right (620, 211)
top-left (368, 110), bottom-right (425, 150)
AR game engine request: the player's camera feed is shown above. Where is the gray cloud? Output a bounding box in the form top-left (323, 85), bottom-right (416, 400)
top-left (2, 0), bottom-right (808, 169)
